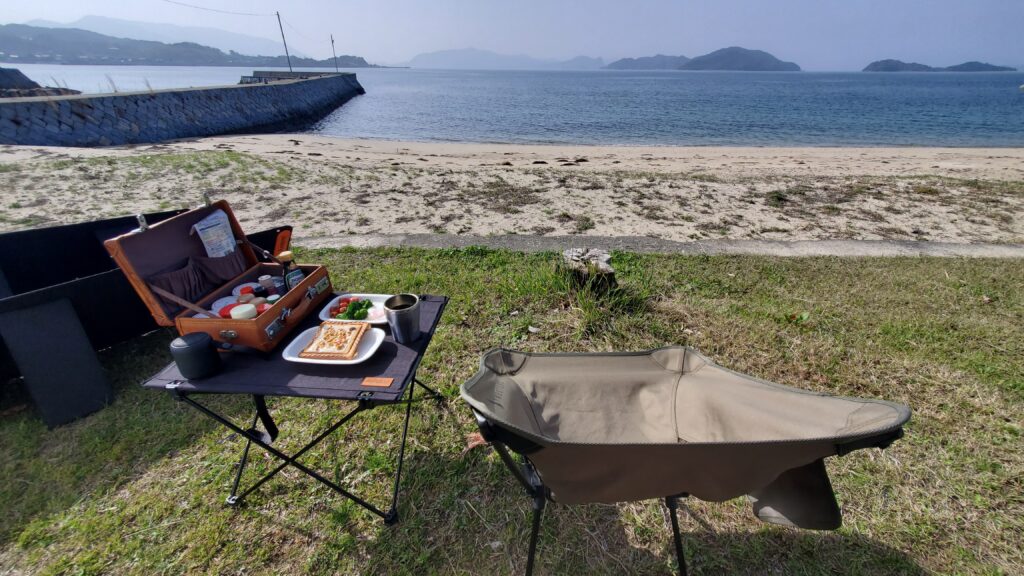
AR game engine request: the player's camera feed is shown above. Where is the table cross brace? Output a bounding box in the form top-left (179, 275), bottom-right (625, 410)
top-left (173, 378), bottom-right (435, 525)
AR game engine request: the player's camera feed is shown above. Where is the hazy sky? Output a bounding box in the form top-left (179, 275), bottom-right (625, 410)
top-left (4, 0), bottom-right (1022, 70)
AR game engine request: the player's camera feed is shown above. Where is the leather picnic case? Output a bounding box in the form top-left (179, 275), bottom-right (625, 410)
top-left (104, 200), bottom-right (332, 352)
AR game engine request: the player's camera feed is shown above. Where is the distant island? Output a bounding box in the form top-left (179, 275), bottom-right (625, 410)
top-left (605, 54), bottom-right (690, 70)
top-left (680, 47), bottom-right (800, 71)
top-left (863, 59), bottom-right (1016, 72)
top-left (607, 47), bottom-right (799, 72)
top-left (0, 24), bottom-right (375, 67)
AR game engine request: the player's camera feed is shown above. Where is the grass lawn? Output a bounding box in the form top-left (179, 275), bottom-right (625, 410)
top-left (1, 248), bottom-right (1021, 575)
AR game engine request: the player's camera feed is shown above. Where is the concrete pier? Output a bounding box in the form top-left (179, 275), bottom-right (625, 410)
top-left (0, 72), bottom-right (364, 146)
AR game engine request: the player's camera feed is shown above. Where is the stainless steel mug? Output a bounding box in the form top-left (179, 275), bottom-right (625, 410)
top-left (384, 293), bottom-right (421, 344)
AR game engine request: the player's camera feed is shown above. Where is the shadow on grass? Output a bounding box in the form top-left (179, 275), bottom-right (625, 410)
top-left (0, 329), bottom-right (255, 545)
top-left (298, 431), bottom-right (927, 576)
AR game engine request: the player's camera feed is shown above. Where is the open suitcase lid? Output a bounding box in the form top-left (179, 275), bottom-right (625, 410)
top-left (104, 200), bottom-right (259, 326)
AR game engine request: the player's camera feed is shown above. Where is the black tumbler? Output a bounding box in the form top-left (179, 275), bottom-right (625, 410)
top-left (169, 332), bottom-right (222, 380)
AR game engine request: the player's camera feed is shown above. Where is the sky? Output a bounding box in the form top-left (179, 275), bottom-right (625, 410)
top-left (3, 0), bottom-right (1022, 70)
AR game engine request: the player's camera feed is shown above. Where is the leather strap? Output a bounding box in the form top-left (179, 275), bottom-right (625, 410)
top-left (244, 238), bottom-right (283, 265)
top-left (148, 284), bottom-right (212, 318)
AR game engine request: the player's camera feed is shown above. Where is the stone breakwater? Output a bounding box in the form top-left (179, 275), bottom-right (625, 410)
top-left (0, 72), bottom-right (364, 146)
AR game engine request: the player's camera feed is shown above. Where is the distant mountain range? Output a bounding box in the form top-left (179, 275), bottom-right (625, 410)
top-left (26, 15), bottom-right (301, 58)
top-left (407, 47), bottom-right (799, 72)
top-left (605, 54), bottom-right (690, 70)
top-left (402, 48), bottom-right (603, 70)
top-left (0, 24), bottom-right (373, 67)
top-left (864, 59), bottom-right (1017, 72)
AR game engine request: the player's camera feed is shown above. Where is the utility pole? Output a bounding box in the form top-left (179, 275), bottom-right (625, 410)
top-left (276, 11), bottom-right (292, 72)
top-left (330, 34), bottom-right (339, 72)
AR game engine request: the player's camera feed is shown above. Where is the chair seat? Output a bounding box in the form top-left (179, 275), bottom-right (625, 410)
top-left (462, 347), bottom-right (910, 525)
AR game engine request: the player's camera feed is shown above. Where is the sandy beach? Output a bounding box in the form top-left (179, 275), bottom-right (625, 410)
top-left (1, 134), bottom-right (1021, 245)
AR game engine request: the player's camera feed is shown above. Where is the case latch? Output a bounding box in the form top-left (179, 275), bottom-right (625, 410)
top-left (219, 329), bottom-right (239, 340)
top-left (264, 317), bottom-right (284, 340)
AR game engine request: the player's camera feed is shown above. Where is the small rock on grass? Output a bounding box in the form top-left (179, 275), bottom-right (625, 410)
top-left (561, 248), bottom-right (617, 292)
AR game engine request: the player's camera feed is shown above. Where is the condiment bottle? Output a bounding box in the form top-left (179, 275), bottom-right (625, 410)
top-left (278, 251), bottom-right (306, 291)
top-left (258, 274), bottom-right (278, 296)
top-left (272, 276), bottom-right (287, 294)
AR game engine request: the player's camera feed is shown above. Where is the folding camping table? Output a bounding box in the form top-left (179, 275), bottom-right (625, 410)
top-left (143, 294), bottom-right (448, 525)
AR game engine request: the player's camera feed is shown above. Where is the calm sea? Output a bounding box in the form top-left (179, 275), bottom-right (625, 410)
top-left (13, 63), bottom-right (1024, 146)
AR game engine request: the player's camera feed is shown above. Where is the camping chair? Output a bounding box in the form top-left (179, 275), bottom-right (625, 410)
top-left (461, 347), bottom-right (910, 575)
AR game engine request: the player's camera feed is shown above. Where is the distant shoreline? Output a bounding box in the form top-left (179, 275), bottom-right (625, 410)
top-left (301, 134), bottom-right (1024, 150)
top-left (6, 62), bottom-right (1021, 73)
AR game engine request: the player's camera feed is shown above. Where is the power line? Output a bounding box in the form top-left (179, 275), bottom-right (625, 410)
top-left (280, 16), bottom-right (314, 42)
top-left (157, 0), bottom-right (271, 17)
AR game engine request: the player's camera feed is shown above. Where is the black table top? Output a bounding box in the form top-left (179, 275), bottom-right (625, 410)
top-left (144, 294), bottom-right (448, 404)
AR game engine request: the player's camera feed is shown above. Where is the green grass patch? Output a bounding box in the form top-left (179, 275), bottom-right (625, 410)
top-left (1, 250), bottom-right (1021, 575)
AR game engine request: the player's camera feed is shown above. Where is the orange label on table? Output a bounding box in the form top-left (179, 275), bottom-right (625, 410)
top-left (362, 377), bottom-right (394, 388)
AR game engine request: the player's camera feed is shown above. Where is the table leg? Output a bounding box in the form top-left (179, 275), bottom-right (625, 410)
top-left (227, 412), bottom-right (260, 506)
top-left (176, 393), bottom-right (389, 519)
top-left (384, 377), bottom-right (416, 525)
top-left (413, 377), bottom-right (445, 402)
top-left (231, 403), bottom-right (366, 505)
top-left (172, 375), bottom-right (443, 524)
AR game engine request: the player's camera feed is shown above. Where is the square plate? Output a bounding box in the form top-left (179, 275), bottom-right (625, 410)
top-left (319, 293), bottom-right (391, 325)
top-left (282, 325), bottom-right (386, 365)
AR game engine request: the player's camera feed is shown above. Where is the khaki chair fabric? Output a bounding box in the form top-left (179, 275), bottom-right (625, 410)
top-left (461, 347), bottom-right (910, 529)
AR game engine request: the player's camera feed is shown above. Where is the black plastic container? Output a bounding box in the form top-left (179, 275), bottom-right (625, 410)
top-left (169, 332), bottom-right (222, 380)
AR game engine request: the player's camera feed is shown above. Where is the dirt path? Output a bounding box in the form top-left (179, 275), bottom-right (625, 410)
top-left (296, 233), bottom-right (1024, 257)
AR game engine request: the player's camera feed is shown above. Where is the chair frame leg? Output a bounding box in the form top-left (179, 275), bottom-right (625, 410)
top-left (525, 490), bottom-right (546, 576)
top-left (666, 495), bottom-right (688, 576)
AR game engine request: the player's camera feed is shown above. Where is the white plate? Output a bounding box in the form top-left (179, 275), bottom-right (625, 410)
top-left (210, 296), bottom-right (239, 316)
top-left (319, 293), bottom-right (392, 325)
top-left (232, 282), bottom-right (262, 297)
top-left (282, 325), bottom-right (386, 365)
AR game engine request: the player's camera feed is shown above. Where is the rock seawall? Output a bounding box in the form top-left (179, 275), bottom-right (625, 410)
top-left (0, 73), bottom-right (364, 146)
